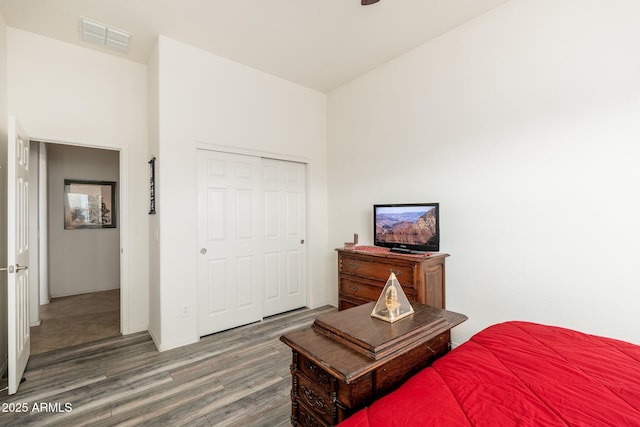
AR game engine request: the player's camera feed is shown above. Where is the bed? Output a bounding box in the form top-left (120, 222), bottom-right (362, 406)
top-left (339, 321), bottom-right (640, 426)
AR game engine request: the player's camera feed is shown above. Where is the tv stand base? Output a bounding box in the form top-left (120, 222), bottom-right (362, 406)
top-left (390, 247), bottom-right (425, 255)
top-left (390, 247), bottom-right (411, 254)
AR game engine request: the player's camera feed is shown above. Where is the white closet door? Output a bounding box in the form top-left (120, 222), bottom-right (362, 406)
top-left (262, 158), bottom-right (307, 317)
top-left (197, 150), bottom-right (263, 336)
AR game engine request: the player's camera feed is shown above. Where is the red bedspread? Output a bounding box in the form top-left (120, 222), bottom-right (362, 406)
top-left (339, 321), bottom-right (640, 426)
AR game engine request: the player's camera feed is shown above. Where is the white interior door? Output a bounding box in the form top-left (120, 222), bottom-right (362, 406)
top-left (197, 150), bottom-right (263, 336)
top-left (262, 158), bottom-right (306, 317)
top-left (6, 116), bottom-right (30, 395)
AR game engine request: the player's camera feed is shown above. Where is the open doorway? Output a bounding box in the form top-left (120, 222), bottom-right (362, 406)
top-left (29, 142), bottom-right (121, 354)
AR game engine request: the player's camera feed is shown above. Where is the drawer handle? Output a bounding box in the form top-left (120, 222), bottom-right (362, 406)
top-left (349, 285), bottom-right (359, 292)
top-left (349, 263), bottom-right (359, 270)
top-left (389, 268), bottom-right (402, 277)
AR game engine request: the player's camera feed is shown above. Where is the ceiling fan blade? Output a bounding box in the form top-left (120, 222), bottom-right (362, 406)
top-left (362, 0), bottom-right (380, 5)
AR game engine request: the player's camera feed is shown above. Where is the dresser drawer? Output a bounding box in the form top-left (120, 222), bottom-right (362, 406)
top-left (298, 354), bottom-right (334, 392)
top-left (296, 401), bottom-right (331, 427)
top-left (340, 256), bottom-right (414, 285)
top-left (340, 277), bottom-right (416, 302)
top-left (296, 374), bottom-right (334, 425)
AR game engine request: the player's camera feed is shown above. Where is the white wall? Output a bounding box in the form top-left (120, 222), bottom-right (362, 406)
top-left (47, 144), bottom-right (120, 297)
top-left (153, 36), bottom-right (328, 351)
top-left (6, 28), bottom-right (149, 334)
top-left (328, 0), bottom-right (640, 345)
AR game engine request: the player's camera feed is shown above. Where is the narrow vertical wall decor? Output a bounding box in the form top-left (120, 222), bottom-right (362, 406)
top-left (149, 157), bottom-right (156, 214)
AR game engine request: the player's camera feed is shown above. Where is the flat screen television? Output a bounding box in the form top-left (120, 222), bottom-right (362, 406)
top-left (374, 203), bottom-right (440, 253)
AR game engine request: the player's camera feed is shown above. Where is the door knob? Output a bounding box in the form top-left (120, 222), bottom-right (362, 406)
top-left (0, 265), bottom-right (27, 273)
top-left (200, 248), bottom-right (207, 255)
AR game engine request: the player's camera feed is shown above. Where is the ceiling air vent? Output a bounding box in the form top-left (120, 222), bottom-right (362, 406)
top-left (79, 17), bottom-right (131, 53)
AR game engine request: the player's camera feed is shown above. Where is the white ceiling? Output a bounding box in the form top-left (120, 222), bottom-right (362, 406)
top-left (0, 0), bottom-right (509, 93)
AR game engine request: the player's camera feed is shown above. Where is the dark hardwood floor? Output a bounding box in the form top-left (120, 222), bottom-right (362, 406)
top-left (0, 305), bottom-right (335, 426)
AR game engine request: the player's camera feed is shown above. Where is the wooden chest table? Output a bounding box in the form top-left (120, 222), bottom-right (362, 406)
top-left (280, 302), bottom-right (467, 426)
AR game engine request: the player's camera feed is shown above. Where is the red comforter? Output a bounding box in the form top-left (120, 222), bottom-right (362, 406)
top-left (340, 321), bottom-right (640, 426)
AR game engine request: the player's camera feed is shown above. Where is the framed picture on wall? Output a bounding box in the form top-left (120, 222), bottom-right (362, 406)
top-left (64, 179), bottom-right (117, 229)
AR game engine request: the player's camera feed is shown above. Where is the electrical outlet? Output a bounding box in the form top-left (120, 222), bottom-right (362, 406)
top-left (181, 305), bottom-right (189, 317)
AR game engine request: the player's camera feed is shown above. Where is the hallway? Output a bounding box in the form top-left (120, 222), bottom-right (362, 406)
top-left (30, 289), bottom-right (120, 354)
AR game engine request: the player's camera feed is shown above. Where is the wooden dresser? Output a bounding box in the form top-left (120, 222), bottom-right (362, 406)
top-left (337, 247), bottom-right (449, 310)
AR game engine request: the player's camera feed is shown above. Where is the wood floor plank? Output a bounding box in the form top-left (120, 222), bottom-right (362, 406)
top-left (0, 305), bottom-right (336, 426)
top-left (206, 376), bottom-right (292, 426)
